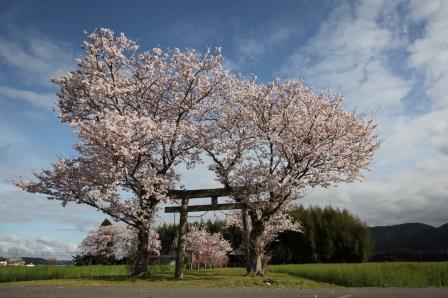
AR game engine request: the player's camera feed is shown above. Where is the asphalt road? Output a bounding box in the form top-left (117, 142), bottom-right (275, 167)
top-left (0, 286), bottom-right (448, 298)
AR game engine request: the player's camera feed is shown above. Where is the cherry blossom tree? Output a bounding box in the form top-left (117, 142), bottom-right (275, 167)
top-left (203, 79), bottom-right (379, 275)
top-left (77, 223), bottom-right (161, 264)
top-left (15, 28), bottom-right (229, 276)
top-left (14, 27), bottom-right (379, 278)
top-left (77, 220), bottom-right (119, 264)
top-left (183, 225), bottom-right (232, 269)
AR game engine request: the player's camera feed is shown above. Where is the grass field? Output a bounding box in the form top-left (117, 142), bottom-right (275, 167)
top-left (0, 264), bottom-right (131, 283)
top-left (0, 265), bottom-right (323, 288)
top-left (1, 262), bottom-right (447, 288)
top-left (269, 262), bottom-right (448, 287)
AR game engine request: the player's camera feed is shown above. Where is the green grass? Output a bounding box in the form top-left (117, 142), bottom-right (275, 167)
top-left (0, 265), bottom-right (131, 283)
top-left (0, 265), bottom-right (324, 288)
top-left (2, 262), bottom-right (447, 288)
top-left (269, 262), bottom-right (448, 287)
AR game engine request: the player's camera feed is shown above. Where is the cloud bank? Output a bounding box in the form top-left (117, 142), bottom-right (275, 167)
top-left (279, 0), bottom-right (448, 226)
top-left (0, 234), bottom-right (77, 259)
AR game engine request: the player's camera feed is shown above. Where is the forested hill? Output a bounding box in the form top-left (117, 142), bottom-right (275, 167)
top-left (369, 223), bottom-right (448, 260)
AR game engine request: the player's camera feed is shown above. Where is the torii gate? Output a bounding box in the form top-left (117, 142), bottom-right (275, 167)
top-left (166, 188), bottom-right (249, 279)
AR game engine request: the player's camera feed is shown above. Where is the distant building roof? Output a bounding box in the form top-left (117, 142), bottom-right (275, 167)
top-left (7, 257), bottom-right (25, 264)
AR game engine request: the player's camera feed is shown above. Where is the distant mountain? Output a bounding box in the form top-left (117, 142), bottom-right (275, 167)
top-left (56, 260), bottom-right (73, 265)
top-left (22, 257), bottom-right (47, 265)
top-left (369, 223), bottom-right (448, 261)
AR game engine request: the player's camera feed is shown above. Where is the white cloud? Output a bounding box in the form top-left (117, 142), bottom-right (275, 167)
top-left (0, 234), bottom-right (77, 259)
top-left (0, 20), bottom-right (74, 111)
top-left (302, 152), bottom-right (448, 227)
top-left (407, 0), bottom-right (448, 108)
top-left (165, 17), bottom-right (221, 47)
top-left (0, 35), bottom-right (73, 87)
top-left (234, 25), bottom-right (294, 65)
top-left (0, 182), bottom-right (103, 234)
top-left (279, 0), bottom-right (448, 226)
top-left (407, 0), bottom-right (443, 21)
top-left (0, 85), bottom-right (55, 110)
top-left (281, 1), bottom-right (411, 113)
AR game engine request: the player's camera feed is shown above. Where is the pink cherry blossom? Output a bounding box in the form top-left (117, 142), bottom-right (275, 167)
top-left (183, 225), bottom-right (232, 269)
top-left (78, 224), bottom-right (161, 261)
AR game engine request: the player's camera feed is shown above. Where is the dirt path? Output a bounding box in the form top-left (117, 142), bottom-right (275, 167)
top-left (0, 286), bottom-right (447, 298)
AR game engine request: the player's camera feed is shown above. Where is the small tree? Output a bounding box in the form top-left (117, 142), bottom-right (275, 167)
top-left (184, 225), bottom-right (232, 269)
top-left (203, 79), bottom-right (379, 275)
top-left (76, 222), bottom-right (160, 265)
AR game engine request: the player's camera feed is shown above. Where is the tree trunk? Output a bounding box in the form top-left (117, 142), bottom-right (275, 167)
top-left (248, 250), bottom-right (264, 276)
top-left (247, 219), bottom-right (265, 276)
top-left (132, 228), bottom-right (149, 276)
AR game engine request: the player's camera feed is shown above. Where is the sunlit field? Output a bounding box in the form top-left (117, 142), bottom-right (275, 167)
top-left (0, 264), bottom-right (130, 283)
top-left (269, 262), bottom-right (448, 287)
top-left (0, 265), bottom-right (322, 288)
top-left (1, 262), bottom-right (448, 288)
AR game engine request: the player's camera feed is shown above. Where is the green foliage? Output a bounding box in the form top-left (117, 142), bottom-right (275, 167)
top-left (202, 219), bottom-right (224, 234)
top-left (269, 262), bottom-right (448, 287)
top-left (221, 225), bottom-right (243, 250)
top-left (100, 218), bottom-right (112, 227)
top-left (72, 253), bottom-right (119, 266)
top-left (272, 206), bottom-right (372, 263)
top-left (157, 223), bottom-right (178, 240)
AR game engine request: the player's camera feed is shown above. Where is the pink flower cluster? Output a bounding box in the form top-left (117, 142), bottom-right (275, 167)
top-left (184, 226), bottom-right (232, 269)
top-left (78, 224), bottom-right (161, 260)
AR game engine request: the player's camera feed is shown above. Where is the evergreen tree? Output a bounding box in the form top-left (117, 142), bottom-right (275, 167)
top-left (272, 206), bottom-right (372, 263)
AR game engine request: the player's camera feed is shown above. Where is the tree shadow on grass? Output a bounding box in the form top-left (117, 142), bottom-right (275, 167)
top-left (85, 269), bottom-right (248, 284)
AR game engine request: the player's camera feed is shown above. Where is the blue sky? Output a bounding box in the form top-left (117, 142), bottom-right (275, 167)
top-left (1, 0), bottom-right (448, 258)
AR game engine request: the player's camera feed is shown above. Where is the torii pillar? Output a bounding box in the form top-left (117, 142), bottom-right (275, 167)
top-left (174, 196), bottom-right (189, 279)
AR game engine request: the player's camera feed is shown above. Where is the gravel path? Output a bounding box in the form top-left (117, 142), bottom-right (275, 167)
top-left (1, 286), bottom-right (448, 298)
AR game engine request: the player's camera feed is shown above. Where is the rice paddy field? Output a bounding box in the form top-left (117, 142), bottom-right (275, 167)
top-left (1, 262), bottom-right (447, 287)
top-left (269, 262), bottom-right (448, 287)
top-left (0, 264), bottom-right (131, 283)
